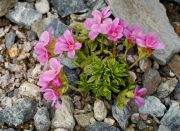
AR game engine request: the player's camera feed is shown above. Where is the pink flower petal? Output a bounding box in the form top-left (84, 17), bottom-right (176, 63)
top-left (67, 50), bottom-right (75, 58)
top-left (92, 10), bottom-right (102, 19)
top-left (55, 100), bottom-right (61, 109)
top-left (89, 31), bottom-right (99, 40)
top-left (84, 18), bottom-right (94, 30)
top-left (101, 6), bottom-right (111, 18)
top-left (135, 96), bottom-right (145, 106)
top-left (49, 58), bottom-right (61, 71)
top-left (39, 31), bottom-right (50, 46)
top-left (42, 70), bottom-right (57, 81)
top-left (137, 88), bottom-right (147, 96)
top-left (64, 30), bottom-right (74, 44)
top-left (74, 42), bottom-right (82, 50)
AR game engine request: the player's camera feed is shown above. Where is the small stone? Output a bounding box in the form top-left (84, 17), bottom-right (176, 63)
top-left (86, 122), bottom-right (121, 131)
top-left (34, 107), bottom-right (51, 131)
top-left (0, 55), bottom-right (4, 62)
top-left (131, 113), bottom-right (140, 124)
top-left (7, 44), bottom-right (19, 58)
top-left (0, 128), bottom-right (16, 131)
top-left (74, 112), bottom-right (93, 127)
top-left (158, 125), bottom-right (171, 131)
top-left (129, 71), bottom-right (137, 83)
top-left (35, 0), bottom-right (49, 14)
top-left (5, 31), bottom-right (16, 48)
top-left (90, 117), bottom-right (96, 124)
top-left (0, 96), bottom-right (12, 108)
top-left (174, 82), bottom-right (180, 101)
top-left (6, 2), bottom-right (42, 29)
top-left (54, 129), bottom-right (68, 131)
top-left (161, 101), bottom-right (180, 130)
top-left (139, 96), bottom-right (166, 117)
top-left (19, 82), bottom-right (40, 99)
top-left (138, 121), bottom-right (147, 130)
top-left (60, 55), bottom-right (77, 69)
top-left (104, 118), bottom-right (115, 126)
top-left (23, 41), bottom-right (32, 52)
top-left (112, 105), bottom-right (131, 130)
top-left (32, 16), bottom-right (68, 37)
top-left (51, 95), bottom-right (75, 130)
top-left (0, 98), bottom-right (37, 126)
top-left (4, 62), bottom-right (22, 72)
top-left (168, 55), bottom-right (180, 81)
top-left (142, 68), bottom-right (161, 94)
top-left (157, 78), bottom-right (178, 98)
top-left (139, 59), bottom-right (152, 72)
top-left (153, 61), bottom-right (159, 69)
top-left (93, 99), bottom-right (107, 121)
top-left (51, 0), bottom-right (86, 17)
top-left (0, 0), bottom-right (17, 17)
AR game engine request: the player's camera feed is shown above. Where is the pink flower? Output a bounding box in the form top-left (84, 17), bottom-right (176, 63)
top-left (134, 86), bottom-right (147, 106)
top-left (38, 58), bottom-right (63, 88)
top-left (42, 88), bottom-right (61, 109)
top-left (107, 18), bottom-right (124, 41)
top-left (34, 31), bottom-right (51, 65)
top-left (54, 30), bottom-right (82, 58)
top-left (84, 6), bottom-right (112, 40)
top-left (138, 33), bottom-right (165, 50)
top-left (123, 25), bottom-right (144, 45)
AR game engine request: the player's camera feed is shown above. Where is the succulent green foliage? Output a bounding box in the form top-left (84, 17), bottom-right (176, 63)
top-left (77, 56), bottom-right (133, 101)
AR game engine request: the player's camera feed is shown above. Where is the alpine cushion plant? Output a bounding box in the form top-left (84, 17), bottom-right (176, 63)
top-left (34, 6), bottom-right (165, 109)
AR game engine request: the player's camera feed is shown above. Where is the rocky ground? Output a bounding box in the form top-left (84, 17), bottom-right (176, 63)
top-left (0, 0), bottom-right (180, 131)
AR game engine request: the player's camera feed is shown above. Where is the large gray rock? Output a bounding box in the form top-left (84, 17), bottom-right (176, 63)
top-left (142, 68), bottom-right (161, 94)
top-left (51, 95), bottom-right (75, 130)
top-left (157, 78), bottom-right (178, 98)
top-left (174, 82), bottom-right (180, 101)
top-left (0, 98), bottom-right (37, 126)
top-left (32, 16), bottom-right (69, 37)
top-left (6, 2), bottom-right (42, 29)
top-left (34, 107), bottom-right (51, 131)
top-left (139, 96), bottom-right (166, 117)
top-left (106, 0), bottom-right (180, 65)
top-left (161, 101), bottom-right (180, 130)
top-left (86, 122), bottom-right (121, 131)
top-left (0, 0), bottom-right (17, 17)
top-left (112, 105), bottom-right (131, 130)
top-left (51, 0), bottom-right (86, 17)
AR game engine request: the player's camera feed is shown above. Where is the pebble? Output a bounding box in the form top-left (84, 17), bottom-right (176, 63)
top-left (0, 0), bottom-right (17, 17)
top-left (34, 107), bottom-right (51, 131)
top-left (0, 96), bottom-right (12, 108)
top-left (158, 125), bottom-right (171, 131)
top-left (51, 95), bottom-right (75, 130)
top-left (90, 117), bottom-right (96, 124)
top-left (93, 99), bottom-right (107, 121)
top-left (5, 31), bottom-right (16, 48)
top-left (157, 78), bottom-right (178, 98)
top-left (174, 82), bottom-right (180, 101)
top-left (142, 68), bottom-right (161, 94)
top-left (35, 0), bottom-right (50, 14)
top-left (139, 59), bottom-right (152, 72)
top-left (112, 105), bottom-right (131, 130)
top-left (131, 113), bottom-right (140, 124)
top-left (153, 61), bottom-right (159, 69)
top-left (74, 112), bottom-right (93, 127)
top-left (7, 44), bottom-right (19, 58)
top-left (54, 129), bottom-right (68, 131)
top-left (129, 71), bottom-right (137, 83)
top-left (19, 82), bottom-right (40, 100)
top-left (139, 96), bottom-right (166, 117)
top-left (104, 118), bottom-right (115, 126)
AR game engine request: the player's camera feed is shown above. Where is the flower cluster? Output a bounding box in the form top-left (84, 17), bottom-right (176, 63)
top-left (84, 6), bottom-right (165, 50)
top-left (34, 6), bottom-right (165, 108)
top-left (34, 30), bottom-right (82, 108)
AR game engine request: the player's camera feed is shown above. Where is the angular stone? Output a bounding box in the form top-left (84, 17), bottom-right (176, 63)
top-left (5, 31), bottom-right (16, 48)
top-left (32, 16), bottom-right (69, 37)
top-left (59, 55), bottom-right (77, 69)
top-left (106, 0), bottom-right (180, 65)
top-left (174, 82), bottom-right (180, 101)
top-left (112, 105), bottom-right (131, 130)
top-left (34, 107), bottom-right (51, 131)
top-left (6, 2), bottom-right (42, 29)
top-left (0, 0), bottom-right (17, 17)
top-left (142, 68), bottom-right (161, 94)
top-left (161, 101), bottom-right (180, 130)
top-left (0, 98), bottom-right (37, 126)
top-left (35, 0), bottom-right (50, 14)
top-left (51, 0), bottom-right (86, 17)
top-left (74, 112), bottom-right (93, 127)
top-left (139, 96), bottom-right (166, 117)
top-left (158, 125), bottom-right (171, 131)
top-left (86, 122), bottom-right (121, 131)
top-left (168, 55), bottom-right (180, 81)
top-left (157, 78), bottom-right (178, 99)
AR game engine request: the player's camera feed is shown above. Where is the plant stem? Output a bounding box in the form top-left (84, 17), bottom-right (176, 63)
top-left (123, 48), bottom-right (129, 59)
top-left (129, 57), bottom-right (141, 69)
top-left (68, 84), bottom-right (81, 92)
top-left (112, 42), bottom-right (117, 58)
top-left (70, 59), bottom-right (82, 68)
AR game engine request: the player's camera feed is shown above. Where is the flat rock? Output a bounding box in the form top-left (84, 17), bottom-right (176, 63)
top-left (51, 95), bottom-right (75, 130)
top-left (32, 16), bottom-right (68, 37)
top-left (112, 105), bottom-right (131, 130)
top-left (86, 122), bottom-right (121, 131)
top-left (161, 101), bottom-right (180, 130)
top-left (34, 107), bottom-right (51, 131)
top-left (0, 98), bottom-right (37, 126)
top-left (5, 31), bottom-right (16, 48)
top-left (0, 0), bottom-right (17, 17)
top-left (157, 78), bottom-right (178, 98)
top-left (35, 0), bottom-right (49, 14)
top-left (139, 96), bottom-right (166, 117)
top-left (142, 68), bottom-right (161, 94)
top-left (106, 0), bottom-right (180, 65)
top-left (158, 125), bottom-right (171, 131)
top-left (168, 55), bottom-right (180, 81)
top-left (6, 2), bottom-right (42, 29)
top-left (51, 0), bottom-right (86, 17)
